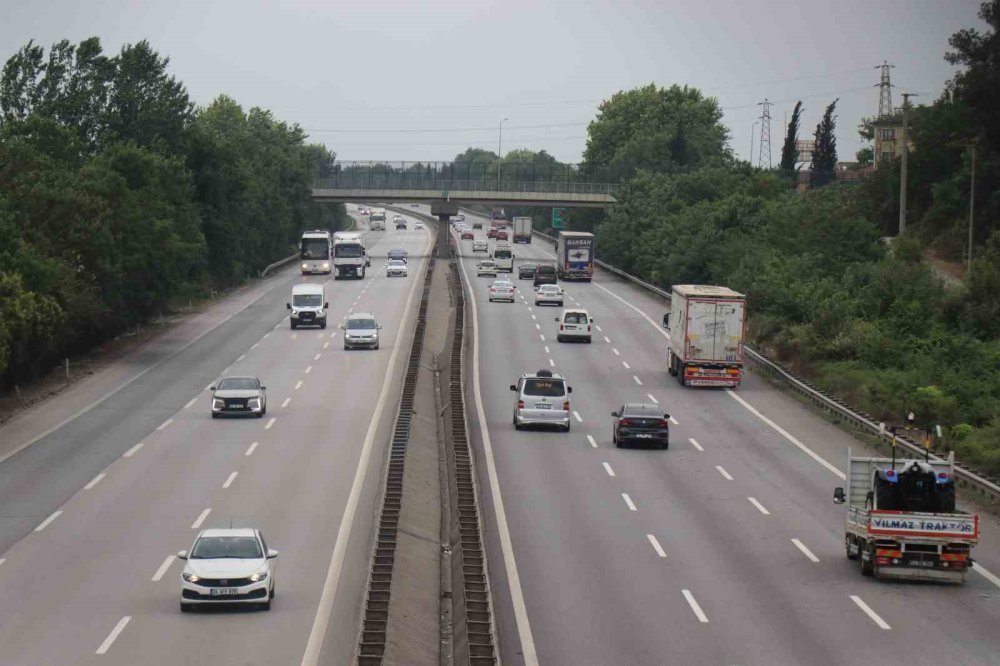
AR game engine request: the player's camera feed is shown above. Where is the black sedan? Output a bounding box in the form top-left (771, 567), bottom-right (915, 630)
top-left (611, 403), bottom-right (670, 449)
top-left (518, 263), bottom-right (537, 280)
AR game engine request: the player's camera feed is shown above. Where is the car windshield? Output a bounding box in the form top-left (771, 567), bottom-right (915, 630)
top-left (539, 286), bottom-right (559, 293)
top-left (300, 238), bottom-right (330, 260)
top-left (335, 244), bottom-right (363, 258)
top-left (564, 312), bottom-right (588, 324)
top-left (494, 249), bottom-right (512, 259)
top-left (521, 264), bottom-right (537, 270)
top-left (388, 260), bottom-right (405, 267)
top-left (347, 318), bottom-right (377, 330)
top-left (217, 378), bottom-right (258, 390)
top-left (624, 404), bottom-right (662, 417)
top-left (191, 536), bottom-right (262, 559)
top-left (537, 265), bottom-right (556, 275)
top-left (523, 378), bottom-right (566, 397)
top-left (494, 282), bottom-right (513, 289)
top-left (293, 294), bottom-right (322, 307)
top-left (480, 262), bottom-right (495, 267)
top-left (389, 250), bottom-right (405, 258)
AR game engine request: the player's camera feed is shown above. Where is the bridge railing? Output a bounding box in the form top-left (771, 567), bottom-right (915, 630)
top-left (313, 161), bottom-right (619, 196)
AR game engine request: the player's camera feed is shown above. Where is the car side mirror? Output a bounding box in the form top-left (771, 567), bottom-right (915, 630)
top-left (590, 318), bottom-right (595, 323)
top-left (611, 411), bottom-right (619, 417)
top-left (554, 317), bottom-right (560, 322)
top-left (378, 325), bottom-right (383, 329)
top-left (663, 413), bottom-right (670, 420)
top-left (260, 386), bottom-right (267, 390)
top-left (833, 487), bottom-right (846, 504)
top-left (324, 302), bottom-right (329, 309)
top-left (209, 386), bottom-right (216, 391)
top-left (662, 313), bottom-right (670, 328)
top-left (567, 386), bottom-right (573, 393)
top-left (286, 303), bottom-right (291, 310)
top-left (267, 549), bottom-right (279, 559)
top-left (509, 384), bottom-right (517, 391)
top-left (340, 324), bottom-right (346, 330)
top-left (177, 550), bottom-right (188, 560)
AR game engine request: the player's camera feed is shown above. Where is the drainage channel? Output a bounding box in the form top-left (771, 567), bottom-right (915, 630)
top-left (356, 254), bottom-right (435, 665)
top-left (448, 260), bottom-right (498, 665)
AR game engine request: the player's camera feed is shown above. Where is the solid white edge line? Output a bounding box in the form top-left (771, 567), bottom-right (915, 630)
top-left (122, 442), bottom-right (143, 458)
top-left (647, 394), bottom-right (658, 404)
top-left (265, 417), bottom-right (276, 430)
top-left (850, 595), bottom-right (891, 630)
top-left (592, 282), bottom-right (671, 341)
top-left (34, 510), bottom-right (63, 532)
top-left (726, 390), bottom-right (846, 480)
top-left (450, 250), bottom-right (539, 666)
top-left (602, 462), bottom-right (616, 477)
top-left (586, 435), bottom-right (598, 448)
top-left (236, 354), bottom-right (246, 362)
top-left (95, 616), bottom-right (132, 654)
top-left (748, 497), bottom-right (771, 515)
top-left (791, 538), bottom-right (820, 563)
top-left (646, 534), bottom-right (666, 557)
top-left (622, 493), bottom-right (637, 511)
top-left (156, 418), bottom-right (173, 431)
top-left (682, 589), bottom-right (709, 623)
top-left (573, 411), bottom-right (583, 423)
top-left (973, 562), bottom-right (1000, 589)
top-left (301, 227), bottom-right (435, 666)
top-left (183, 397), bottom-right (197, 410)
top-left (151, 555), bottom-right (176, 581)
top-left (245, 441), bottom-right (259, 456)
top-left (222, 471), bottom-right (238, 489)
top-left (715, 466), bottom-right (733, 481)
top-left (191, 508), bottom-right (211, 529)
top-left (84, 473), bottom-right (106, 490)
top-left (689, 438), bottom-right (704, 451)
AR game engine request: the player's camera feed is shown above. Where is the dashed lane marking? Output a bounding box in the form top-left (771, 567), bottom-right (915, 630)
top-left (748, 497), bottom-right (771, 515)
top-left (850, 596), bottom-right (891, 630)
top-left (647, 534), bottom-right (666, 557)
top-left (602, 462), bottom-right (615, 477)
top-left (716, 466), bottom-right (733, 480)
top-left (682, 590), bottom-right (709, 623)
top-left (689, 438), bottom-right (704, 451)
top-left (151, 555), bottom-right (175, 581)
top-left (95, 616), bottom-right (131, 655)
top-left (622, 494), bottom-right (637, 511)
top-left (84, 473), bottom-right (106, 490)
top-left (791, 538), bottom-right (820, 563)
top-left (191, 508), bottom-right (211, 529)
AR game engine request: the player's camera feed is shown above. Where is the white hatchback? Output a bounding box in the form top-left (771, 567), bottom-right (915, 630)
top-left (179, 528), bottom-right (278, 611)
top-left (477, 260), bottom-right (497, 277)
top-left (555, 308), bottom-right (594, 343)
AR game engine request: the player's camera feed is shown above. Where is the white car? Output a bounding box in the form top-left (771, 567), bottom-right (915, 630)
top-left (555, 308), bottom-right (593, 343)
top-left (534, 284), bottom-right (564, 306)
top-left (179, 528), bottom-right (278, 611)
top-left (489, 280), bottom-right (516, 303)
top-left (386, 259), bottom-right (408, 277)
top-left (477, 260), bottom-right (497, 277)
top-left (415, 222), bottom-right (424, 229)
top-left (211, 376), bottom-right (266, 418)
top-left (472, 240), bottom-right (488, 253)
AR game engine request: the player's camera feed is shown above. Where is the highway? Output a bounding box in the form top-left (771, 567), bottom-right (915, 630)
top-left (0, 211), bottom-right (432, 665)
top-left (446, 207), bottom-right (1000, 666)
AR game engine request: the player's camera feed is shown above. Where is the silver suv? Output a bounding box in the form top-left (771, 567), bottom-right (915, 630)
top-left (510, 369), bottom-right (573, 432)
top-left (342, 312), bottom-right (381, 350)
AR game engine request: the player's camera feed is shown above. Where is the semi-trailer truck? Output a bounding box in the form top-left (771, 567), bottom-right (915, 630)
top-left (512, 216), bottom-right (532, 244)
top-left (555, 231), bottom-right (594, 281)
top-left (332, 231), bottom-right (368, 279)
top-left (662, 285), bottom-right (746, 387)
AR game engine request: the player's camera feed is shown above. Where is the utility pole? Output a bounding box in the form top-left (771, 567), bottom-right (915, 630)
top-left (750, 121), bottom-right (759, 165)
top-left (497, 117), bottom-right (508, 191)
top-left (757, 99), bottom-right (772, 169)
top-left (898, 93), bottom-right (917, 235)
top-left (968, 139), bottom-right (977, 276)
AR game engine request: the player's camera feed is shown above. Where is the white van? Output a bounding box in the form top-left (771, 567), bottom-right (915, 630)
top-left (492, 242), bottom-right (514, 272)
top-left (287, 283), bottom-right (329, 330)
top-left (555, 308), bottom-right (593, 343)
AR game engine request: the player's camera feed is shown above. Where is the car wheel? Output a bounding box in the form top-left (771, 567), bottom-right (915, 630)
top-left (256, 412), bottom-right (264, 418)
top-left (180, 602), bottom-right (191, 613)
top-left (344, 344), bottom-right (349, 351)
top-left (586, 337), bottom-right (592, 343)
top-left (290, 322), bottom-right (297, 330)
top-left (513, 414), bottom-right (522, 430)
top-left (557, 335), bottom-right (564, 342)
top-left (270, 584), bottom-right (275, 599)
top-left (211, 413), bottom-right (219, 419)
top-left (375, 342), bottom-right (380, 350)
top-left (320, 321), bottom-right (327, 329)
top-left (660, 441), bottom-right (669, 450)
top-left (563, 422), bottom-right (571, 433)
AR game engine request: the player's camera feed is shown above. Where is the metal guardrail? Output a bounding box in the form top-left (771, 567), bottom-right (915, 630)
top-left (531, 228), bottom-right (1000, 502)
top-left (259, 252), bottom-right (299, 278)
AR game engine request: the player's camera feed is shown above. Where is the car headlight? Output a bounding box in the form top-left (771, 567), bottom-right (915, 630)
top-left (248, 398), bottom-right (261, 409)
top-left (213, 399), bottom-right (224, 409)
top-left (249, 571), bottom-right (268, 582)
top-left (183, 573), bottom-right (200, 583)
top-left (322, 262), bottom-right (330, 269)
top-left (301, 263), bottom-right (308, 269)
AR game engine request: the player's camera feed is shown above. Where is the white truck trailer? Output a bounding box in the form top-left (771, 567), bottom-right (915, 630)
top-left (662, 285), bottom-right (746, 387)
top-left (834, 447), bottom-right (978, 583)
top-left (555, 231), bottom-right (594, 281)
top-left (512, 216), bottom-right (532, 244)
top-left (332, 231), bottom-right (368, 279)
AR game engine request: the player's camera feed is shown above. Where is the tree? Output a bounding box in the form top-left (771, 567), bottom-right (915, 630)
top-left (779, 101), bottom-right (803, 173)
top-left (810, 99), bottom-right (839, 187)
top-left (947, 0), bottom-right (1000, 153)
top-left (856, 146), bottom-right (874, 166)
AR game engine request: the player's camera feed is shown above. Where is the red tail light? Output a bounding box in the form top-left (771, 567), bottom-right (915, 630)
top-left (658, 420), bottom-right (671, 428)
top-left (619, 418), bottom-right (632, 426)
top-left (518, 400), bottom-right (524, 409)
top-left (587, 325), bottom-right (591, 332)
top-left (560, 324), bottom-right (565, 331)
top-left (562, 401), bottom-right (570, 411)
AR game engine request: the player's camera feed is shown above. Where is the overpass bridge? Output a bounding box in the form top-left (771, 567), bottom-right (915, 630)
top-left (311, 161), bottom-right (618, 208)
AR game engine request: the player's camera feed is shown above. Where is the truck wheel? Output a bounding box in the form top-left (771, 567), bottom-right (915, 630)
top-left (846, 536), bottom-right (859, 560)
top-left (667, 351), bottom-right (676, 376)
top-left (860, 543), bottom-right (874, 576)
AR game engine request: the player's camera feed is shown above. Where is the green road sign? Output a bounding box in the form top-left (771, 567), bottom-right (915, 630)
top-left (552, 207), bottom-right (567, 229)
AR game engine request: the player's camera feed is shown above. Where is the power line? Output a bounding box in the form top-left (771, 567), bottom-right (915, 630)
top-left (303, 121), bottom-right (589, 134)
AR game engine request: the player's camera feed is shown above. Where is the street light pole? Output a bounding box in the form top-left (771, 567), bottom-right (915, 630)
top-left (968, 139), bottom-right (977, 276)
top-left (898, 93), bottom-right (917, 236)
top-left (497, 117), bottom-right (508, 191)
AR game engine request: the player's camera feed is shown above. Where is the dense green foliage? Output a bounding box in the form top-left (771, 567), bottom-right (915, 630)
top-left (0, 38), bottom-right (346, 386)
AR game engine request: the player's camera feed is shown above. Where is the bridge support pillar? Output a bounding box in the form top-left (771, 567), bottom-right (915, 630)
top-left (431, 200), bottom-right (458, 258)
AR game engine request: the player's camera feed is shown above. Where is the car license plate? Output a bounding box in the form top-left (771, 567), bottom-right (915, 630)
top-left (636, 434), bottom-right (652, 438)
top-left (910, 560), bottom-right (935, 567)
top-left (210, 588), bottom-right (241, 596)
top-left (535, 404), bottom-right (551, 409)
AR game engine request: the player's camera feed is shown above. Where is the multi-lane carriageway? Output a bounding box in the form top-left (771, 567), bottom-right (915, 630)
top-left (442, 206), bottom-right (1000, 666)
top-left (0, 202), bottom-right (998, 666)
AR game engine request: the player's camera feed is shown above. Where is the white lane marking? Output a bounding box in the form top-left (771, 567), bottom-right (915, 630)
top-left (974, 562), bottom-right (1000, 589)
top-left (633, 375), bottom-right (643, 386)
top-left (726, 390), bottom-right (845, 480)
top-left (291, 333), bottom-right (298, 340)
top-left (647, 534), bottom-right (667, 557)
top-left (549, 359), bottom-right (555, 367)
top-left (151, 555), bottom-right (176, 581)
top-left (123, 442), bottom-right (144, 458)
top-left (791, 538), bottom-right (820, 563)
top-left (191, 508), bottom-right (211, 529)
top-left (95, 616), bottom-right (132, 655)
top-left (281, 398), bottom-right (291, 408)
top-left (156, 418), bottom-right (173, 431)
top-left (715, 466), bottom-right (733, 480)
top-left (604, 336), bottom-right (611, 343)
top-left (236, 354), bottom-right (246, 362)
top-left (647, 394), bottom-right (659, 404)
top-left (592, 282), bottom-right (671, 341)
top-left (595, 324), bottom-right (602, 332)
top-left (294, 380), bottom-right (303, 390)
top-left (263, 332), bottom-right (271, 339)
top-left (330, 332), bottom-right (336, 338)
top-left (544, 346), bottom-right (550, 353)
top-left (689, 438), bottom-right (704, 451)
top-left (265, 417), bottom-right (276, 430)
top-left (245, 441), bottom-right (259, 456)
top-left (531, 314), bottom-right (536, 321)
top-left (323, 342), bottom-right (330, 349)
top-left (305, 365), bottom-right (313, 374)
top-left (34, 510), bottom-right (63, 532)
top-left (540, 334), bottom-right (546, 341)
top-left (850, 595), bottom-right (891, 630)
top-left (535, 324), bottom-right (541, 330)
top-left (528, 307), bottom-right (533, 312)
top-left (205, 383), bottom-right (213, 391)
top-left (748, 497), bottom-right (771, 515)
top-left (602, 462), bottom-right (615, 477)
top-left (183, 397), bottom-right (197, 409)
top-left (84, 473), bottom-right (106, 490)
top-left (682, 590), bottom-right (709, 623)
top-left (302, 228), bottom-right (435, 666)
top-left (669, 416), bottom-right (678, 425)
top-left (0, 558), bottom-right (5, 567)
top-left (622, 493), bottom-right (637, 511)
top-left (222, 472), bottom-right (238, 489)
top-left (622, 361), bottom-right (631, 369)
top-left (573, 411), bottom-right (583, 423)
top-left (612, 348), bottom-right (620, 356)
top-left (314, 353), bottom-right (322, 361)
top-left (250, 343), bottom-right (258, 350)
top-left (274, 322), bottom-right (282, 329)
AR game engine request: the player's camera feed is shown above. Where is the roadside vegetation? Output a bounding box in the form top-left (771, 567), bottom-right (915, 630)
top-left (0, 37), bottom-right (348, 387)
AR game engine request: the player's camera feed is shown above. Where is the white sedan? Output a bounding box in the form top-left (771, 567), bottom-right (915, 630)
top-left (477, 260), bottom-right (497, 277)
top-left (472, 240), bottom-right (488, 253)
top-left (179, 528), bottom-right (278, 611)
top-left (534, 284), bottom-right (564, 306)
top-left (489, 280), bottom-right (516, 303)
top-left (387, 259), bottom-right (408, 277)
top-left (415, 222), bottom-right (425, 229)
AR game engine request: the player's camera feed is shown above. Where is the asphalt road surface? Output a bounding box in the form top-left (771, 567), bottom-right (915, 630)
top-left (446, 207), bottom-right (1000, 666)
top-left (0, 211), bottom-right (432, 666)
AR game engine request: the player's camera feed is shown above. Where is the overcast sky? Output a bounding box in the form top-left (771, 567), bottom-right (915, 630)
top-left (2, 0), bottom-right (984, 168)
